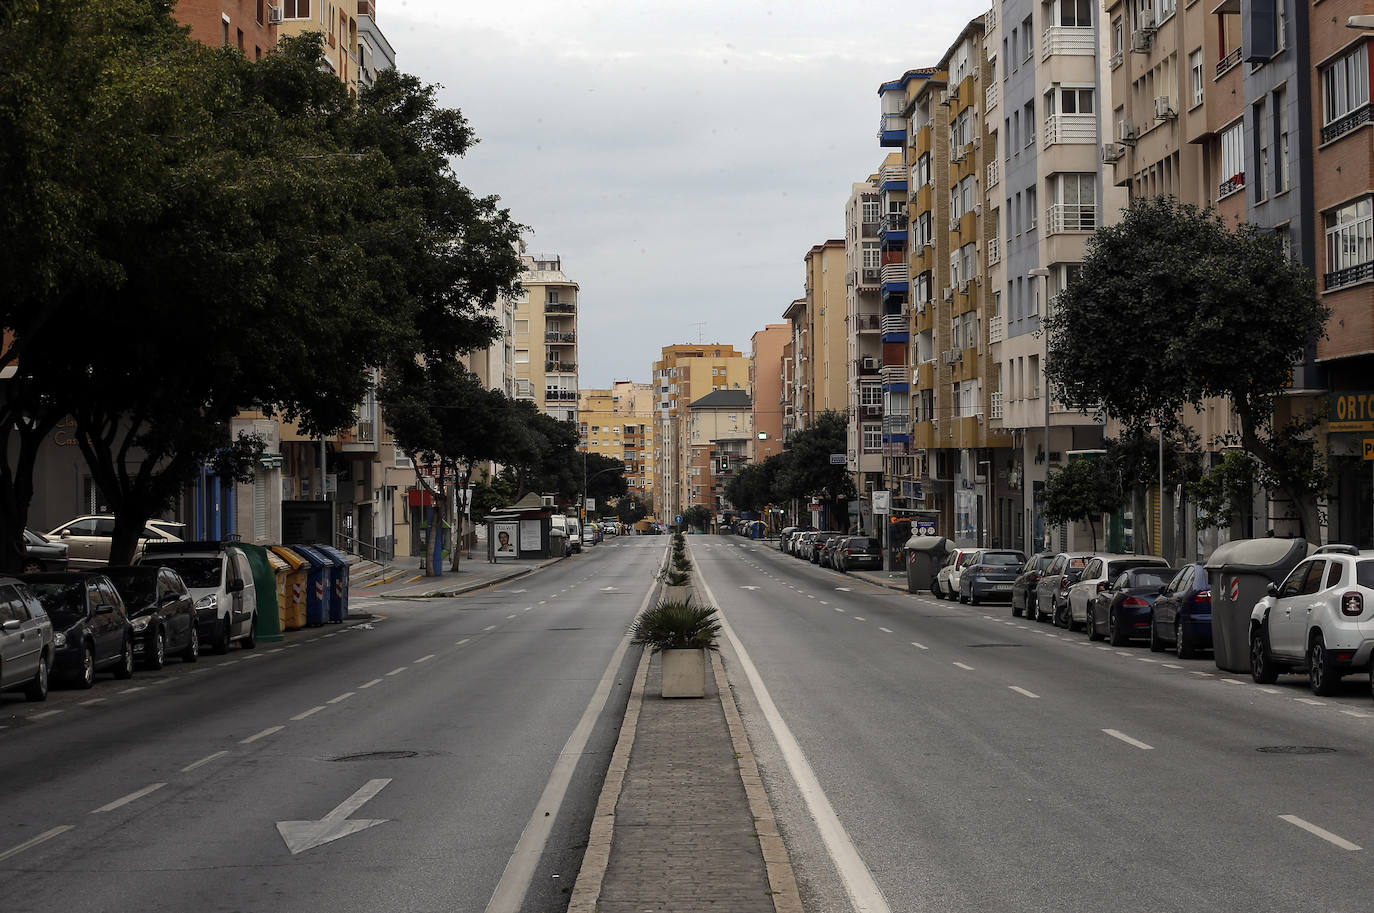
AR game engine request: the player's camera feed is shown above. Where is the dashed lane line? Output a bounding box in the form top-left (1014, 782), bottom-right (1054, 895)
top-left (359, 678), bottom-right (383, 689)
top-left (854, 617), bottom-right (867, 622)
top-left (1220, 678), bottom-right (1245, 685)
top-left (386, 667), bottom-right (407, 676)
top-left (911, 642), bottom-right (928, 650)
top-left (31, 710), bottom-right (63, 720)
top-left (1161, 663), bottom-right (1182, 669)
top-left (181, 750), bottom-right (229, 772)
top-left (1102, 729), bottom-right (1153, 750)
top-left (1279, 815), bottom-right (1362, 851)
top-left (483, 625), bottom-right (497, 632)
top-left (239, 726), bottom-right (284, 744)
top-left (455, 639), bottom-right (470, 646)
top-left (1009, 686), bottom-right (1040, 699)
top-left (291, 706), bottom-right (326, 721)
top-left (953, 662), bottom-right (975, 671)
top-left (328, 692), bottom-right (354, 704)
top-left (415, 654), bottom-right (436, 663)
top-left (78, 698), bottom-right (106, 706)
top-left (92, 783), bottom-right (166, 813)
top-left (1340, 709), bottom-right (1372, 719)
top-left (1294, 698), bottom-right (1325, 706)
top-left (0, 826), bottom-right (74, 863)
top-left (879, 627), bottom-right (893, 633)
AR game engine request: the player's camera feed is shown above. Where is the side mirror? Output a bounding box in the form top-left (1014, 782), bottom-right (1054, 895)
top-left (95, 603), bottom-right (115, 615)
top-left (1266, 581), bottom-right (1278, 597)
top-left (227, 579), bottom-right (245, 594)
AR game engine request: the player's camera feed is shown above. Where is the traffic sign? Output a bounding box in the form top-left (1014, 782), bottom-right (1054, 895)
top-left (675, 514), bottom-right (683, 524)
top-left (829, 453), bottom-right (847, 465)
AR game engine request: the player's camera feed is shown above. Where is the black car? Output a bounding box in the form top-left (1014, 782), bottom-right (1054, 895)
top-left (22, 573), bottom-right (134, 688)
top-left (22, 529), bottom-right (69, 574)
top-left (815, 533), bottom-right (847, 567)
top-left (835, 537), bottom-right (882, 572)
top-left (1149, 563), bottom-right (1214, 658)
top-left (1011, 553), bottom-right (1055, 618)
top-left (960, 550), bottom-right (1027, 605)
top-left (101, 566), bottom-right (199, 669)
top-left (1087, 566), bottom-right (1177, 645)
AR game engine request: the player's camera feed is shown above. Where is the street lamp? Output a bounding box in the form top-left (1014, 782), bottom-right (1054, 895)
top-left (1029, 267), bottom-right (1051, 550)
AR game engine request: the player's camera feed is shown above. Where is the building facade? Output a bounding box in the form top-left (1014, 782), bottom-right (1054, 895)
top-left (750, 324), bottom-right (790, 463)
top-left (578, 381), bottom-right (657, 505)
top-left (175, 0), bottom-right (278, 59)
top-left (686, 390), bottom-right (754, 518)
top-left (513, 251), bottom-right (580, 424)
top-left (278, 0), bottom-right (359, 92)
top-left (355, 0), bottom-right (395, 89)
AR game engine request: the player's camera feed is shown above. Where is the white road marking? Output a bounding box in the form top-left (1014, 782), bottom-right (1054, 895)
top-left (1340, 709), bottom-right (1372, 719)
top-left (455, 639), bottom-right (470, 646)
top-left (1294, 698), bottom-right (1325, 706)
top-left (879, 627), bottom-right (893, 633)
top-left (291, 706), bottom-right (326, 721)
top-left (1190, 670), bottom-right (1212, 676)
top-left (181, 750), bottom-right (229, 772)
top-left (240, 726), bottom-right (284, 744)
top-left (1161, 663), bottom-right (1182, 669)
top-left (506, 614), bottom-right (517, 619)
top-left (483, 625), bottom-right (497, 632)
top-left (820, 601), bottom-right (829, 605)
top-left (92, 782), bottom-right (166, 813)
top-left (1097, 646), bottom-right (1113, 651)
top-left (1009, 686), bottom-right (1040, 699)
top-left (1115, 651), bottom-right (1132, 656)
top-left (1102, 729), bottom-right (1153, 750)
top-left (79, 698), bottom-right (106, 706)
top-left (834, 587), bottom-right (851, 592)
top-left (854, 617), bottom-right (866, 622)
top-left (1138, 658), bottom-right (1159, 663)
top-left (323, 633), bottom-right (339, 638)
top-left (386, 667), bottom-right (407, 676)
top-left (1279, 815), bottom-right (1362, 851)
top-left (523, 607), bottom-right (532, 612)
top-left (911, 642), bottom-right (928, 650)
top-left (118, 687), bottom-right (146, 694)
top-left (1260, 688), bottom-right (1281, 694)
top-left (285, 643), bottom-right (301, 649)
top-left (359, 678), bottom-right (383, 689)
top-left (0, 826), bottom-right (74, 862)
top-left (276, 778), bottom-right (392, 855)
top-left (1220, 678), bottom-right (1245, 685)
top-left (953, 662), bottom-right (975, 671)
top-left (31, 710), bottom-right (63, 720)
top-left (415, 654), bottom-right (436, 663)
top-left (328, 693), bottom-right (354, 704)
top-left (834, 607), bottom-right (845, 612)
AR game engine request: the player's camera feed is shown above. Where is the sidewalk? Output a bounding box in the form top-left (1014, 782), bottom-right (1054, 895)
top-left (849, 567), bottom-right (911, 593)
top-left (376, 554), bottom-right (565, 599)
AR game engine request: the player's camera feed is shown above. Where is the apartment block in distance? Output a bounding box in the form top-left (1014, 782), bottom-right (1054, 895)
top-left (686, 390), bottom-right (754, 519)
top-left (750, 324), bottom-right (790, 463)
top-left (578, 382), bottom-right (657, 505)
top-left (513, 251), bottom-right (580, 424)
top-left (174, 0), bottom-right (278, 58)
top-left (782, 241), bottom-right (848, 436)
top-left (278, 0), bottom-right (359, 92)
top-left (355, 0), bottom-right (395, 89)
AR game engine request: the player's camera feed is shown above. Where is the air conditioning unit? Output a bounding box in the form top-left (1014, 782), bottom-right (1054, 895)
top-left (1130, 29), bottom-right (1152, 52)
top-left (862, 356), bottom-right (879, 370)
top-left (1117, 119), bottom-right (1137, 143)
top-left (1101, 142), bottom-right (1125, 163)
top-left (1154, 96), bottom-right (1176, 119)
top-left (864, 405), bottom-right (882, 416)
top-left (267, 3), bottom-right (283, 23)
top-left (943, 288), bottom-right (954, 302)
top-left (974, 203), bottom-right (983, 217)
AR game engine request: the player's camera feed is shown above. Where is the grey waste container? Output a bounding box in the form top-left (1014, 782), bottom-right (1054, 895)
top-left (1205, 537), bottom-right (1311, 673)
top-left (903, 536), bottom-right (953, 594)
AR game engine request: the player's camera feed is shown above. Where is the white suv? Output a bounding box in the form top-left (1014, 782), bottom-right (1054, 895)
top-left (1249, 545), bottom-right (1374, 695)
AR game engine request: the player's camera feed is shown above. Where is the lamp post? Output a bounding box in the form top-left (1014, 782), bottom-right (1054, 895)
top-left (1029, 267), bottom-right (1051, 550)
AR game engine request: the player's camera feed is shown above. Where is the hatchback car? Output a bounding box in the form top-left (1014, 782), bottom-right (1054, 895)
top-left (1065, 555), bottom-right (1169, 631)
top-left (815, 533), bottom-right (847, 567)
top-left (45, 516), bottom-right (186, 569)
top-left (779, 527), bottom-right (800, 552)
top-left (102, 566), bottom-right (199, 669)
top-left (1087, 566), bottom-right (1177, 645)
top-left (933, 548), bottom-right (978, 600)
top-left (22, 572), bottom-right (135, 687)
top-left (959, 550), bottom-right (1026, 605)
top-left (1011, 553), bottom-right (1055, 618)
top-left (1149, 563), bottom-right (1213, 657)
top-left (834, 537), bottom-right (882, 572)
top-left (0, 577), bottom-right (54, 701)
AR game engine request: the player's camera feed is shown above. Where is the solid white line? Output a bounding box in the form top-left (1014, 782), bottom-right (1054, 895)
top-left (1279, 815), bottom-right (1362, 851)
top-left (92, 782), bottom-right (165, 813)
top-left (415, 654), bottom-right (436, 663)
top-left (0, 826), bottom-right (74, 862)
top-left (78, 698), bottom-right (106, 706)
top-left (327, 692), bottom-right (354, 704)
top-left (1340, 709), bottom-right (1372, 719)
top-left (910, 642), bottom-right (928, 650)
top-left (455, 639), bottom-right (470, 645)
top-left (1102, 729), bottom-right (1153, 750)
top-left (386, 667), bottom-right (407, 676)
top-left (1009, 686), bottom-right (1040, 699)
top-left (239, 726), bottom-right (284, 744)
top-left (359, 678), bottom-right (383, 689)
top-left (291, 706), bottom-right (326, 721)
top-left (953, 662), bottom-right (975, 671)
top-left (31, 710), bottom-right (63, 720)
top-left (878, 627), bottom-right (893, 633)
top-left (181, 750), bottom-right (229, 772)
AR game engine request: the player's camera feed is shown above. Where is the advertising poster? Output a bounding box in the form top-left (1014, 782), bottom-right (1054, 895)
top-left (493, 521), bottom-right (518, 559)
top-left (519, 519), bottom-right (542, 552)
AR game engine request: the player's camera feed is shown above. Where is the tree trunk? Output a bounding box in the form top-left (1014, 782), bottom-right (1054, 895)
top-left (1087, 514), bottom-right (1098, 552)
top-left (450, 464), bottom-right (470, 573)
top-left (0, 416), bottom-right (57, 574)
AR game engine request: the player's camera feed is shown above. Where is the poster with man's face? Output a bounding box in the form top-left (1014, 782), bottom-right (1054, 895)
top-left (493, 521), bottom-right (518, 559)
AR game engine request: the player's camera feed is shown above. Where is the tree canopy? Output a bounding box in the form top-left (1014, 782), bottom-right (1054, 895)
top-left (1038, 457), bottom-right (1126, 551)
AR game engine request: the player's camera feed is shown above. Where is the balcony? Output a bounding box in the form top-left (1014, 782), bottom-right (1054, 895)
top-left (990, 391), bottom-right (1004, 420)
top-left (881, 363), bottom-right (908, 385)
top-left (861, 266), bottom-right (881, 286)
top-left (546, 389), bottom-right (578, 402)
top-left (884, 213), bottom-right (909, 233)
top-left (545, 361), bottom-right (577, 373)
top-left (878, 112), bottom-right (906, 146)
top-left (987, 237), bottom-right (1001, 266)
top-left (883, 414), bottom-right (911, 435)
top-left (856, 357), bottom-right (881, 375)
top-left (881, 441), bottom-right (910, 457)
top-left (1217, 172), bottom-right (1245, 200)
top-left (985, 80), bottom-right (1000, 113)
top-left (861, 220), bottom-right (880, 239)
top-left (1042, 26), bottom-right (1095, 60)
top-left (855, 314), bottom-right (881, 332)
top-left (985, 4), bottom-right (996, 32)
top-left (1325, 260), bottom-right (1374, 291)
top-left (1047, 203), bottom-right (1097, 233)
top-left (987, 159), bottom-right (1000, 188)
top-left (545, 301), bottom-right (576, 314)
top-left (1321, 103), bottom-right (1372, 144)
top-left (1216, 47), bottom-right (1241, 78)
top-left (880, 262), bottom-right (909, 285)
top-left (1043, 113), bottom-right (1096, 147)
top-left (880, 314), bottom-right (907, 335)
top-left (880, 164), bottom-right (907, 189)
top-left (1109, 49), bottom-right (1123, 69)
top-left (544, 331), bottom-right (576, 343)
top-left (988, 314), bottom-right (1004, 344)
top-left (941, 348), bottom-right (963, 365)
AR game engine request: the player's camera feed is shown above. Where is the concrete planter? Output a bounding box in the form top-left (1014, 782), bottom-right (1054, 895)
top-left (662, 584), bottom-right (693, 603)
top-left (660, 648), bottom-right (706, 698)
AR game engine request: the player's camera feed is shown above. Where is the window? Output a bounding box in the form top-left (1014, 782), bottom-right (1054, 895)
top-left (915, 153), bottom-right (931, 188)
top-left (1324, 196), bottom-right (1373, 288)
top-left (860, 383), bottom-right (882, 407)
top-left (257, 0), bottom-right (265, 23)
top-left (1026, 185), bottom-right (1038, 231)
top-left (915, 212), bottom-right (932, 247)
top-left (1320, 43), bottom-right (1370, 142)
top-left (1189, 50), bottom-right (1203, 108)
top-left (284, 0), bottom-right (310, 17)
top-left (1052, 87), bottom-right (1094, 114)
top-left (1024, 101), bottom-right (1036, 146)
top-left (1052, 174), bottom-right (1096, 231)
top-left (861, 199), bottom-right (880, 223)
top-left (1058, 0), bottom-right (1092, 27)
top-left (1023, 17), bottom-right (1034, 61)
top-left (1275, 0), bottom-right (1286, 53)
top-left (862, 241), bottom-right (881, 268)
top-left (515, 349), bottom-right (530, 363)
top-left (1274, 87), bottom-right (1290, 192)
top-left (1157, 0), bottom-right (1174, 21)
top-left (221, 16), bottom-right (230, 45)
top-left (862, 424), bottom-right (882, 453)
top-left (1219, 121), bottom-right (1245, 197)
top-left (1112, 18), bottom-right (1123, 60)
top-left (1253, 98), bottom-right (1268, 202)
top-left (514, 319), bottom-right (529, 336)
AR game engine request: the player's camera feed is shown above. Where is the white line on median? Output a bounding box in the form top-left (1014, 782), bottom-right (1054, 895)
top-left (291, 706), bottom-right (326, 721)
top-left (240, 726), bottom-right (284, 744)
top-left (327, 692), bottom-right (354, 704)
top-left (0, 826), bottom-right (74, 862)
top-left (359, 678), bottom-right (383, 689)
top-left (92, 783), bottom-right (165, 813)
top-left (181, 750), bottom-right (229, 772)
top-left (1279, 815), bottom-right (1362, 850)
top-left (1009, 686), bottom-right (1040, 699)
top-left (1102, 729), bottom-right (1153, 750)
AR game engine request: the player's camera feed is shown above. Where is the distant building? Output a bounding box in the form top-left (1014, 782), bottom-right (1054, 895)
top-left (355, 0), bottom-right (395, 89)
top-left (513, 250), bottom-right (579, 424)
top-left (578, 382), bottom-right (657, 506)
top-left (278, 0), bottom-right (359, 93)
top-left (174, 0), bottom-right (278, 59)
top-left (749, 324), bottom-right (790, 464)
top-left (686, 390), bottom-right (754, 517)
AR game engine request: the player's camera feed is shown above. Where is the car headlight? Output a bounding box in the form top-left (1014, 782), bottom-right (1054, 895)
top-left (195, 594), bottom-right (218, 611)
top-left (54, 631), bottom-right (66, 647)
top-left (131, 616), bottom-right (151, 632)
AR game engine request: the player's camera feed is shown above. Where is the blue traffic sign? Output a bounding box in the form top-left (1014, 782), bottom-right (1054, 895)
top-left (675, 514), bottom-right (684, 524)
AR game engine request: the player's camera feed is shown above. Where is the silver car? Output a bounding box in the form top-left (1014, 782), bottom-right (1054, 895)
top-left (0, 577), bottom-right (54, 701)
top-left (45, 516), bottom-right (185, 569)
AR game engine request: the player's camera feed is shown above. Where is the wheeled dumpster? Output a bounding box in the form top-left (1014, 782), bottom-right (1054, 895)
top-left (903, 536), bottom-right (954, 594)
top-left (1205, 537), bottom-right (1311, 673)
top-left (269, 546), bottom-right (309, 630)
top-left (292, 545), bottom-right (330, 627)
top-left (313, 545), bottom-right (351, 623)
top-left (236, 543), bottom-right (284, 643)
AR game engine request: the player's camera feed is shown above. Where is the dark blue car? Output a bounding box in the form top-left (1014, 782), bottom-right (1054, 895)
top-left (1150, 563), bottom-right (1213, 658)
top-left (1089, 566), bottom-right (1177, 645)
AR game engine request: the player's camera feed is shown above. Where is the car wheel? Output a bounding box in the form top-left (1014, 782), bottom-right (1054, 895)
top-left (1012, 598), bottom-right (1023, 618)
top-left (240, 615), bottom-right (257, 650)
top-left (146, 627), bottom-right (165, 670)
top-left (182, 623), bottom-right (199, 663)
top-left (1175, 619), bottom-right (1196, 659)
top-left (969, 589), bottom-right (980, 607)
top-left (213, 618), bottom-right (231, 654)
top-left (113, 637), bottom-right (134, 680)
top-left (1087, 607), bottom-right (1102, 641)
top-left (24, 652), bottom-right (49, 701)
top-left (1108, 608), bottom-right (1128, 646)
top-left (1308, 635), bottom-right (1340, 696)
top-left (1249, 624), bottom-right (1278, 684)
top-left (22, 559), bottom-right (41, 574)
top-left (76, 642), bottom-right (95, 689)
top-left (1148, 614), bottom-right (1164, 652)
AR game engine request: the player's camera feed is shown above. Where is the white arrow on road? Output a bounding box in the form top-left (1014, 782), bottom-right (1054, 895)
top-left (740, 586), bottom-right (760, 590)
top-left (276, 778), bottom-right (391, 855)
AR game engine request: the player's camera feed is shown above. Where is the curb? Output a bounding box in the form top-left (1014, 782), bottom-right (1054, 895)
top-left (376, 556), bottom-right (567, 599)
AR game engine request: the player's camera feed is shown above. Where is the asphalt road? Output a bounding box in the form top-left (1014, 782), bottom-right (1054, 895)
top-left (0, 537), bottom-right (664, 913)
top-left (693, 537), bottom-right (1374, 913)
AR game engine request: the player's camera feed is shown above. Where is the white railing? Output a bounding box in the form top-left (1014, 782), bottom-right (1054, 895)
top-left (985, 5), bottom-right (997, 33)
top-left (880, 314), bottom-right (907, 335)
top-left (883, 414), bottom-right (911, 435)
top-left (1042, 26), bottom-right (1095, 59)
top-left (941, 349), bottom-right (963, 365)
top-left (990, 391), bottom-right (1004, 419)
top-left (880, 164), bottom-right (906, 185)
top-left (1047, 203), bottom-right (1097, 233)
top-left (988, 315), bottom-right (1004, 344)
top-left (987, 159), bottom-right (1000, 188)
top-left (1044, 113), bottom-right (1097, 146)
top-left (880, 262), bottom-right (909, 284)
top-left (881, 363), bottom-right (908, 384)
top-left (985, 81), bottom-right (1000, 113)
top-left (987, 237), bottom-right (1001, 267)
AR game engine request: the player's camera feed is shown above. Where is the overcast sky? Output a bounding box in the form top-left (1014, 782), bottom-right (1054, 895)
top-left (382, 0), bottom-right (989, 388)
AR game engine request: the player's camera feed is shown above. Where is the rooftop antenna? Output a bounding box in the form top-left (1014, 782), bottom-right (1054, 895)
top-left (690, 322), bottom-right (706, 343)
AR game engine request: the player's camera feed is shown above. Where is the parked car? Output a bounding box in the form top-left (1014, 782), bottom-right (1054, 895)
top-left (933, 548), bottom-right (979, 600)
top-left (1147, 563), bottom-right (1214, 657)
top-left (101, 565), bottom-right (199, 669)
top-left (582, 525), bottom-right (599, 547)
top-left (1087, 566), bottom-right (1178, 645)
top-left (779, 527), bottom-right (800, 553)
top-left (789, 528), bottom-right (816, 556)
top-left (22, 529), bottom-right (69, 574)
top-left (814, 533), bottom-right (846, 567)
top-left (138, 542), bottom-right (257, 653)
top-left (22, 572), bottom-right (134, 687)
top-left (1065, 555), bottom-right (1170, 631)
top-left (45, 516), bottom-right (185, 569)
top-left (958, 550), bottom-right (1027, 605)
top-left (1249, 545), bottom-right (1374, 695)
top-left (0, 577), bottom-right (54, 701)
top-left (1011, 553), bottom-right (1055, 618)
top-left (1033, 552), bottom-right (1094, 624)
top-left (791, 532), bottom-right (816, 559)
top-left (836, 537), bottom-right (882, 573)
top-left (566, 518), bottom-right (582, 554)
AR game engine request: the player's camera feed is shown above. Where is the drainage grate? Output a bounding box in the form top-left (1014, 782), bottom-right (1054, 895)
top-left (966, 643), bottom-right (1024, 648)
top-left (330, 750), bottom-right (421, 762)
top-left (1255, 746), bottom-right (1337, 755)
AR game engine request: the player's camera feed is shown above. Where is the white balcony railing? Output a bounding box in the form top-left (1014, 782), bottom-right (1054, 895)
top-left (988, 315), bottom-right (1004, 344)
top-left (1044, 113), bottom-right (1097, 146)
top-left (985, 80), bottom-right (1000, 113)
top-left (880, 314), bottom-right (907, 335)
top-left (987, 158), bottom-right (1000, 188)
top-left (881, 363), bottom-right (908, 384)
top-left (880, 261), bottom-right (910, 285)
top-left (1047, 203), bottom-right (1097, 233)
top-left (880, 164), bottom-right (907, 186)
top-left (1042, 26), bottom-right (1095, 60)
top-left (990, 391), bottom-right (1004, 419)
top-left (985, 4), bottom-right (997, 33)
top-left (987, 237), bottom-right (1001, 267)
top-left (883, 414), bottom-right (911, 435)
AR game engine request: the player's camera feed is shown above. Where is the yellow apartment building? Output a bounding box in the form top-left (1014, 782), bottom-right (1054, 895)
top-left (578, 381), bottom-right (657, 507)
top-left (278, 0), bottom-right (359, 93)
top-left (512, 252), bottom-right (580, 424)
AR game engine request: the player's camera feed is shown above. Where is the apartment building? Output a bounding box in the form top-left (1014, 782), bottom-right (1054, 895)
top-left (750, 324), bottom-right (790, 463)
top-left (844, 167), bottom-right (891, 528)
top-left (512, 252), bottom-right (580, 424)
top-left (686, 391), bottom-right (754, 517)
top-left (278, 0), bottom-right (359, 92)
top-left (355, 0), bottom-right (395, 89)
top-left (781, 241), bottom-right (848, 437)
top-left (652, 344), bottom-right (751, 521)
top-left (578, 382), bottom-right (657, 504)
top-left (175, 0), bottom-right (278, 58)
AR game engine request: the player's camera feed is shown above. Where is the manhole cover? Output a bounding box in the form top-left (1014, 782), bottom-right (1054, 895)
top-left (967, 643), bottom-right (1024, 648)
top-left (1255, 746), bottom-right (1337, 755)
top-left (330, 750), bottom-right (421, 762)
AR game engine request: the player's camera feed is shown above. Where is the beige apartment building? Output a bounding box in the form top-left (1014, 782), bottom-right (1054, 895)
top-left (278, 0), bottom-right (359, 92)
top-left (578, 381), bottom-right (657, 506)
top-left (512, 252), bottom-right (579, 424)
top-left (781, 240), bottom-right (848, 442)
top-left (686, 390), bottom-right (755, 517)
top-left (843, 167), bottom-right (888, 524)
top-left (652, 344), bottom-right (752, 521)
top-left (750, 324), bottom-right (790, 463)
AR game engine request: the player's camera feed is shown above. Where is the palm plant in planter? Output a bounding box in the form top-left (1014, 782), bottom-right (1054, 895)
top-left (630, 600), bottom-right (721, 698)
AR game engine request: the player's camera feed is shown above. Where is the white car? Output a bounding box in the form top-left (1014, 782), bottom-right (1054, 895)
top-left (934, 548), bottom-right (978, 600)
top-left (1249, 545), bottom-right (1374, 696)
top-left (1066, 555), bottom-right (1170, 631)
top-left (582, 527), bottom-right (598, 546)
top-left (138, 544), bottom-right (258, 654)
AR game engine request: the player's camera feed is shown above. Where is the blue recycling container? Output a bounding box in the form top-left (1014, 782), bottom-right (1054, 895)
top-left (313, 545), bottom-right (351, 623)
top-left (292, 545), bottom-right (330, 627)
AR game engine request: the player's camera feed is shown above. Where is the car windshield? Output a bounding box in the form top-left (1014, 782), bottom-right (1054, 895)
top-left (102, 570), bottom-right (159, 607)
top-left (27, 581), bottom-right (86, 625)
top-left (1034, 556), bottom-right (1054, 571)
top-left (153, 557), bottom-right (222, 588)
top-left (980, 554), bottom-right (1022, 566)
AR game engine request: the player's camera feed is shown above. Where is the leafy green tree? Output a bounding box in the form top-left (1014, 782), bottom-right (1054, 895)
top-left (771, 411), bottom-right (854, 527)
top-left (1038, 457), bottom-right (1126, 551)
top-left (1045, 197), bottom-right (1328, 538)
top-left (682, 505), bottom-right (712, 532)
top-left (723, 460), bottom-right (775, 514)
top-left (582, 453), bottom-right (628, 511)
top-left (470, 468), bottom-right (516, 524)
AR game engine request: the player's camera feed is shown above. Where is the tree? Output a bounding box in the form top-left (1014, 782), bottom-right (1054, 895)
top-left (1045, 197), bottom-right (1328, 537)
top-left (682, 505), bottom-right (712, 532)
top-left (582, 453), bottom-right (628, 511)
top-left (1038, 457), bottom-right (1126, 551)
top-left (771, 411), bottom-right (855, 528)
top-left (723, 460), bottom-right (775, 514)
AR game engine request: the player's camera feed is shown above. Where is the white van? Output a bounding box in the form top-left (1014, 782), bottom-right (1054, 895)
top-left (565, 517), bottom-right (582, 553)
top-left (138, 543), bottom-right (257, 653)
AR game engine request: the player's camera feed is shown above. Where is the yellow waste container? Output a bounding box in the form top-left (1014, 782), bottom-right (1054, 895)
top-left (269, 546), bottom-right (309, 631)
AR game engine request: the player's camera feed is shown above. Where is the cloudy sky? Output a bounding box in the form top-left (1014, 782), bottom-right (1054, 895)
top-left (382, 0), bottom-right (989, 388)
